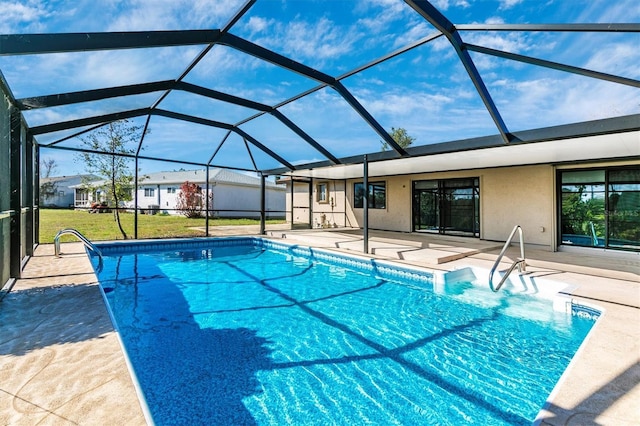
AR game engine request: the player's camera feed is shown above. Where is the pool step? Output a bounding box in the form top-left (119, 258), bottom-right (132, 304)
top-left (435, 266), bottom-right (575, 299)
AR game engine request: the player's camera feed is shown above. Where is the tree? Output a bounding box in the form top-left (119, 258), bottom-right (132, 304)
top-left (78, 120), bottom-right (143, 239)
top-left (381, 127), bottom-right (415, 151)
top-left (176, 181), bottom-right (212, 218)
top-left (39, 157), bottom-right (58, 205)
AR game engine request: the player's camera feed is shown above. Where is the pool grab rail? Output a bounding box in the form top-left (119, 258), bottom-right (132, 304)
top-left (489, 225), bottom-right (526, 292)
top-left (54, 228), bottom-right (103, 269)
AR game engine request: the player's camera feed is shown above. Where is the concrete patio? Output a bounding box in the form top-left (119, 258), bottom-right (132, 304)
top-left (1, 229), bottom-right (638, 425)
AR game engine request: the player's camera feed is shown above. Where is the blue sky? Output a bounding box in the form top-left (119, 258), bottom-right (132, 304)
top-left (1, 0), bottom-right (638, 177)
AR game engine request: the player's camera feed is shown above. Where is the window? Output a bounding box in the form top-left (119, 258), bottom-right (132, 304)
top-left (167, 187), bottom-right (176, 194)
top-left (75, 189), bottom-right (89, 206)
top-left (316, 183), bottom-right (328, 203)
top-left (58, 191), bottom-right (65, 197)
top-left (559, 167), bottom-right (639, 251)
top-left (144, 188), bottom-right (155, 197)
top-left (354, 182), bottom-right (386, 209)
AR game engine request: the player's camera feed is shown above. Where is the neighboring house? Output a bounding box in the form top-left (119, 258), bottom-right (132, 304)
top-left (39, 174), bottom-right (100, 208)
top-left (72, 169), bottom-right (286, 218)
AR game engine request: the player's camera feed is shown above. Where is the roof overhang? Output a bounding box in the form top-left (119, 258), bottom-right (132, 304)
top-left (274, 114), bottom-right (640, 180)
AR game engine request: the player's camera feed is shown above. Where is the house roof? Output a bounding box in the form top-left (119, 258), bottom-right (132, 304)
top-left (41, 174), bottom-right (101, 184)
top-left (139, 168), bottom-right (284, 188)
top-left (68, 168), bottom-right (284, 189)
top-left (2, 1), bottom-right (638, 177)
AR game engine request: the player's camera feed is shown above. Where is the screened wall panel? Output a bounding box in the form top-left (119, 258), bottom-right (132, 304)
top-left (1, 89), bottom-right (11, 291)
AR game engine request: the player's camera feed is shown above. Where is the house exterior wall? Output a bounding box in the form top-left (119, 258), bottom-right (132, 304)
top-left (311, 179), bottom-right (347, 228)
top-left (344, 166), bottom-right (553, 245)
top-left (344, 176), bottom-right (410, 232)
top-left (137, 184), bottom-right (169, 211)
top-left (213, 183), bottom-right (285, 218)
top-left (285, 159), bottom-right (639, 248)
top-left (135, 182), bottom-right (286, 218)
top-left (42, 176), bottom-right (87, 208)
top-left (288, 181), bottom-right (311, 226)
top-left (480, 165), bottom-right (553, 245)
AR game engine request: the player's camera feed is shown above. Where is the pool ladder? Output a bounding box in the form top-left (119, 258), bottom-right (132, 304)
top-left (54, 228), bottom-right (103, 270)
top-left (489, 225), bottom-right (526, 292)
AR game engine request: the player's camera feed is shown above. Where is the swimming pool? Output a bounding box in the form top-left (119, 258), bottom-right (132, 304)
top-left (92, 237), bottom-right (598, 425)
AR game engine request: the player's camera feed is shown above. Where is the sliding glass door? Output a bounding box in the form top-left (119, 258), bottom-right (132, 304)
top-left (413, 178), bottom-right (479, 237)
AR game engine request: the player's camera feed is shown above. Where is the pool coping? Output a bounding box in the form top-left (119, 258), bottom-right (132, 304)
top-left (2, 235), bottom-right (639, 425)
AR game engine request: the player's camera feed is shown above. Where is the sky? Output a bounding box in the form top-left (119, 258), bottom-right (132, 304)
top-left (1, 0), bottom-right (639, 177)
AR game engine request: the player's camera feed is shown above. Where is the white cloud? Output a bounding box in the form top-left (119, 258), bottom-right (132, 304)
top-left (359, 88), bottom-right (454, 117)
top-left (0, 0), bottom-right (51, 32)
top-left (484, 17), bottom-right (505, 25)
top-left (491, 74), bottom-right (639, 130)
top-left (499, 0), bottom-right (523, 11)
top-left (427, 0), bottom-right (471, 11)
top-left (393, 21), bottom-right (435, 48)
top-left (245, 16), bottom-right (273, 35)
top-left (465, 33), bottom-right (529, 53)
top-left (280, 18), bottom-right (358, 63)
top-left (106, 0), bottom-right (245, 31)
top-left (584, 43), bottom-right (640, 79)
top-left (574, 0), bottom-right (640, 23)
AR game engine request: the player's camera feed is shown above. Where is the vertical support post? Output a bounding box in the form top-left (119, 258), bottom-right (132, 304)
top-left (260, 173), bottom-right (266, 235)
top-left (134, 157), bottom-right (139, 239)
top-left (289, 178), bottom-right (294, 229)
top-left (205, 166), bottom-right (210, 237)
top-left (34, 143), bottom-right (40, 244)
top-left (363, 154), bottom-right (369, 254)
top-left (24, 133), bottom-right (34, 256)
top-left (343, 179), bottom-right (348, 228)
top-left (308, 177), bottom-right (313, 229)
top-left (9, 106), bottom-right (22, 278)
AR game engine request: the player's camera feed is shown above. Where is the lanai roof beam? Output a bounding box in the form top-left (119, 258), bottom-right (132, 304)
top-left (220, 32), bottom-right (408, 156)
top-left (0, 30), bottom-right (222, 55)
top-left (405, 0), bottom-right (512, 144)
top-left (464, 44), bottom-right (640, 88)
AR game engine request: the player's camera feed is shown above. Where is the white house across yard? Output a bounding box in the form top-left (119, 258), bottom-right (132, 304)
top-left (72, 168), bottom-right (286, 218)
top-left (40, 174), bottom-right (100, 208)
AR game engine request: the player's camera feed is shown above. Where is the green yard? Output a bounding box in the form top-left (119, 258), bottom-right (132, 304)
top-left (39, 209), bottom-right (285, 243)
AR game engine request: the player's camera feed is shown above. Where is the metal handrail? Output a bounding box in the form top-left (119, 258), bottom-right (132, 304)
top-left (54, 228), bottom-right (103, 270)
top-left (489, 225), bottom-right (526, 292)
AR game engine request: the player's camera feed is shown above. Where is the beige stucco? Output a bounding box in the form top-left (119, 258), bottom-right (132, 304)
top-left (285, 160), bottom-right (639, 248)
top-left (480, 165), bottom-right (554, 245)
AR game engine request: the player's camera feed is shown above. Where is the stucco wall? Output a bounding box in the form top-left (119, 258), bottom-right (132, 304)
top-left (480, 165), bottom-right (553, 245)
top-left (285, 180), bottom-right (349, 228)
top-left (288, 181), bottom-right (311, 226)
top-left (311, 179), bottom-right (347, 228)
top-left (344, 165), bottom-right (555, 244)
top-left (285, 161), bottom-right (640, 249)
top-left (345, 176), bottom-right (412, 232)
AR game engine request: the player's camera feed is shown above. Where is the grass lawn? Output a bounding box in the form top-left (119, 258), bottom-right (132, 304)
top-left (40, 209), bottom-right (285, 243)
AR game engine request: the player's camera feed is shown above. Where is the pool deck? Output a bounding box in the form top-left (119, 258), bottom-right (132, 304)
top-left (1, 228), bottom-right (638, 425)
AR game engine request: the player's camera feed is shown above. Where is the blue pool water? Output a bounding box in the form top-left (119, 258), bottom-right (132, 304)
top-left (93, 238), bottom-right (597, 426)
